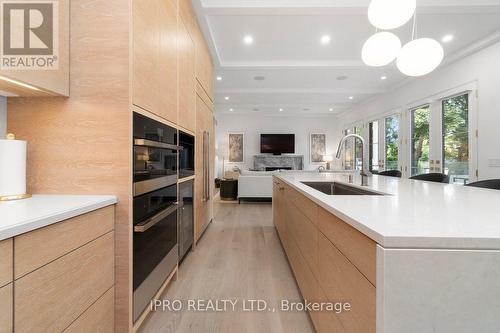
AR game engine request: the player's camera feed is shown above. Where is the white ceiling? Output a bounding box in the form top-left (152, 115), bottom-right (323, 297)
top-left (192, 0), bottom-right (500, 116)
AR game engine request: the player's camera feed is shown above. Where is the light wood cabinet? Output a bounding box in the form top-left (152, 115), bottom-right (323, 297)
top-left (317, 207), bottom-right (376, 285)
top-left (133, 0), bottom-right (178, 123)
top-left (178, 18), bottom-right (196, 132)
top-left (64, 287), bottom-right (114, 333)
top-left (14, 205), bottom-right (114, 279)
top-left (194, 93), bottom-right (214, 243)
top-left (15, 232), bottom-right (114, 333)
top-left (318, 232), bottom-right (376, 333)
top-left (0, 0), bottom-right (69, 96)
top-left (0, 284), bottom-right (12, 333)
top-left (0, 206), bottom-right (115, 333)
top-left (132, 0), bottom-right (161, 114)
top-left (193, 23), bottom-right (214, 99)
top-left (0, 239), bottom-right (12, 287)
top-left (273, 179), bottom-right (376, 333)
top-left (159, 0), bottom-right (179, 123)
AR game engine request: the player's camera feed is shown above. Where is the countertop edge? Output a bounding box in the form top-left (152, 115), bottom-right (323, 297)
top-left (0, 196), bottom-right (118, 241)
top-left (275, 175), bottom-right (500, 250)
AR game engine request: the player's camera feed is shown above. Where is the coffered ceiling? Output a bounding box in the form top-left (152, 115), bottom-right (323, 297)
top-left (192, 0), bottom-right (500, 116)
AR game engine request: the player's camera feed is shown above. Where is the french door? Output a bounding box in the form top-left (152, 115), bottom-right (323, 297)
top-left (406, 91), bottom-right (478, 184)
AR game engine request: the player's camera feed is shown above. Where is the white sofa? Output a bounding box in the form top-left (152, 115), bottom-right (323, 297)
top-left (237, 170), bottom-right (275, 202)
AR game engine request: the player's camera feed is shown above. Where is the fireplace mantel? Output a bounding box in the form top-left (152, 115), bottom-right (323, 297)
top-left (253, 155), bottom-right (304, 170)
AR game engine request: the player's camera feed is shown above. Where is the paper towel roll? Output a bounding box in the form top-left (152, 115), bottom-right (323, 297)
top-left (0, 136), bottom-right (27, 197)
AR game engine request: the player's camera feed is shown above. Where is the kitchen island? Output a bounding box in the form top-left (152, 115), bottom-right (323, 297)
top-left (273, 172), bottom-right (500, 333)
top-left (0, 195), bottom-right (117, 332)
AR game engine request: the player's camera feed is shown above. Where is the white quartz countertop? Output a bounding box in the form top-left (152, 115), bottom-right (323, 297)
top-left (0, 195), bottom-right (118, 241)
top-left (276, 172), bottom-right (500, 249)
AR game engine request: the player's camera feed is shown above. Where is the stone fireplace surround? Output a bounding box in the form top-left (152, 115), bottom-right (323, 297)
top-left (253, 155), bottom-right (304, 171)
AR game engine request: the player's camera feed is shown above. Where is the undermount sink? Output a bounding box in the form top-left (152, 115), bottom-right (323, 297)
top-left (301, 181), bottom-right (383, 196)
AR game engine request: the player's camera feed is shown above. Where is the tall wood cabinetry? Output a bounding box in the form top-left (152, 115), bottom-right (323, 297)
top-left (7, 0), bottom-right (214, 332)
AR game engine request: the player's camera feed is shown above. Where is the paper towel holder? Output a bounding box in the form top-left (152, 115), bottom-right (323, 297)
top-left (0, 133), bottom-right (32, 201)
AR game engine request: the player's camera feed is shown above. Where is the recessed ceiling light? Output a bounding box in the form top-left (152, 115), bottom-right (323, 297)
top-left (381, 75), bottom-right (387, 80)
top-left (224, 96), bottom-right (229, 100)
top-left (243, 35), bottom-right (254, 45)
top-left (279, 108), bottom-right (283, 112)
top-left (320, 35), bottom-right (331, 45)
top-left (337, 75), bottom-right (348, 81)
top-left (441, 34), bottom-right (454, 43)
top-left (329, 108), bottom-right (334, 112)
top-left (254, 76), bottom-right (265, 81)
top-left (349, 96), bottom-right (354, 100)
top-left (216, 76), bottom-right (222, 81)
top-left (229, 108), bottom-right (234, 112)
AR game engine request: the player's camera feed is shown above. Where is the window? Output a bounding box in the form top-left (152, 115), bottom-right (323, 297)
top-left (410, 106), bottom-right (430, 176)
top-left (385, 116), bottom-right (399, 171)
top-left (369, 121), bottom-right (379, 172)
top-left (442, 94), bottom-right (469, 184)
top-left (343, 128), bottom-right (354, 170)
top-left (354, 126), bottom-right (364, 171)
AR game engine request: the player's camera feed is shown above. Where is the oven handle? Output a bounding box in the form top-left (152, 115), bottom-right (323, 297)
top-left (134, 138), bottom-right (183, 151)
top-left (134, 202), bottom-right (183, 233)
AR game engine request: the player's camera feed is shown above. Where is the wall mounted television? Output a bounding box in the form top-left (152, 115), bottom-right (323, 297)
top-left (260, 134), bottom-right (295, 155)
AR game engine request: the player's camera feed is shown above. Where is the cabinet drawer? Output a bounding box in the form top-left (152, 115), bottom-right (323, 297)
top-left (0, 284), bottom-right (12, 333)
top-left (15, 232), bottom-right (114, 333)
top-left (14, 206), bottom-right (114, 279)
top-left (311, 287), bottom-right (345, 333)
top-left (287, 186), bottom-right (318, 224)
top-left (317, 207), bottom-right (376, 285)
top-left (318, 233), bottom-right (375, 333)
top-left (287, 201), bottom-right (319, 279)
top-left (285, 232), bottom-right (318, 304)
top-left (0, 239), bottom-right (12, 287)
top-left (64, 287), bottom-right (114, 333)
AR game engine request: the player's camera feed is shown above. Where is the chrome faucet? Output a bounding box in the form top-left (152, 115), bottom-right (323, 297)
top-left (336, 134), bottom-right (368, 186)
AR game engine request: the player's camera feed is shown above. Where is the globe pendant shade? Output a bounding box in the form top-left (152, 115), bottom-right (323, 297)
top-left (368, 0), bottom-right (416, 30)
top-left (397, 38), bottom-right (444, 76)
top-left (362, 32), bottom-right (402, 67)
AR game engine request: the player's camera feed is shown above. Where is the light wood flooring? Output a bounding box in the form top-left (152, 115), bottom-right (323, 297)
top-left (140, 202), bottom-right (315, 333)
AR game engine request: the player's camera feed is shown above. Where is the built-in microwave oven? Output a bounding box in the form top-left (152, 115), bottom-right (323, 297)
top-left (133, 112), bottom-right (180, 196)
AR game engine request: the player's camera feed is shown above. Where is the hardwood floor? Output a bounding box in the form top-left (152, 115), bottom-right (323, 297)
top-left (140, 202), bottom-right (315, 333)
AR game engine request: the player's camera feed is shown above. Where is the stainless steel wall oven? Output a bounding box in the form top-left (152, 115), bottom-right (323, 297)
top-left (132, 112), bottom-right (181, 321)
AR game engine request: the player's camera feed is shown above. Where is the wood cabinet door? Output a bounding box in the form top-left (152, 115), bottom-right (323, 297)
top-left (178, 18), bottom-right (196, 132)
top-left (194, 94), bottom-right (212, 243)
top-left (133, 0), bottom-right (161, 114)
top-left (194, 26), bottom-right (213, 99)
top-left (158, 0), bottom-right (178, 123)
top-left (0, 284), bottom-right (12, 333)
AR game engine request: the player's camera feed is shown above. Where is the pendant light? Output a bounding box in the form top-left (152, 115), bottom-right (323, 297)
top-left (362, 32), bottom-right (402, 67)
top-left (368, 0), bottom-right (416, 30)
top-left (396, 13), bottom-right (444, 76)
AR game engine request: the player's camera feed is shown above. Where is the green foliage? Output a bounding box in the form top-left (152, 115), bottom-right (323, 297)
top-left (385, 117), bottom-right (399, 170)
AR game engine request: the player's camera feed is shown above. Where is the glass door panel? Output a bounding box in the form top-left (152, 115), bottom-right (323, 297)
top-left (369, 121), bottom-right (379, 173)
top-left (385, 116), bottom-right (399, 171)
top-left (410, 106), bottom-right (431, 176)
top-left (442, 94), bottom-right (469, 184)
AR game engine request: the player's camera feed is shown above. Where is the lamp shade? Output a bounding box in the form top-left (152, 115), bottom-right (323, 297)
top-left (368, 0), bottom-right (416, 30)
top-left (397, 38), bottom-right (444, 77)
top-left (362, 32), bottom-right (401, 67)
top-left (323, 155), bottom-right (334, 162)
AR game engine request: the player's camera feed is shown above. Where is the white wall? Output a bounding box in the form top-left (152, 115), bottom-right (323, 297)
top-left (0, 97), bottom-right (6, 137)
top-left (339, 40), bottom-right (500, 180)
top-left (216, 113), bottom-right (341, 176)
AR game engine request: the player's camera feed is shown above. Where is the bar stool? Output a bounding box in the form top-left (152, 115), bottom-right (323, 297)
top-left (465, 179), bottom-right (500, 190)
top-left (377, 170), bottom-right (402, 178)
top-left (409, 173), bottom-right (450, 184)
